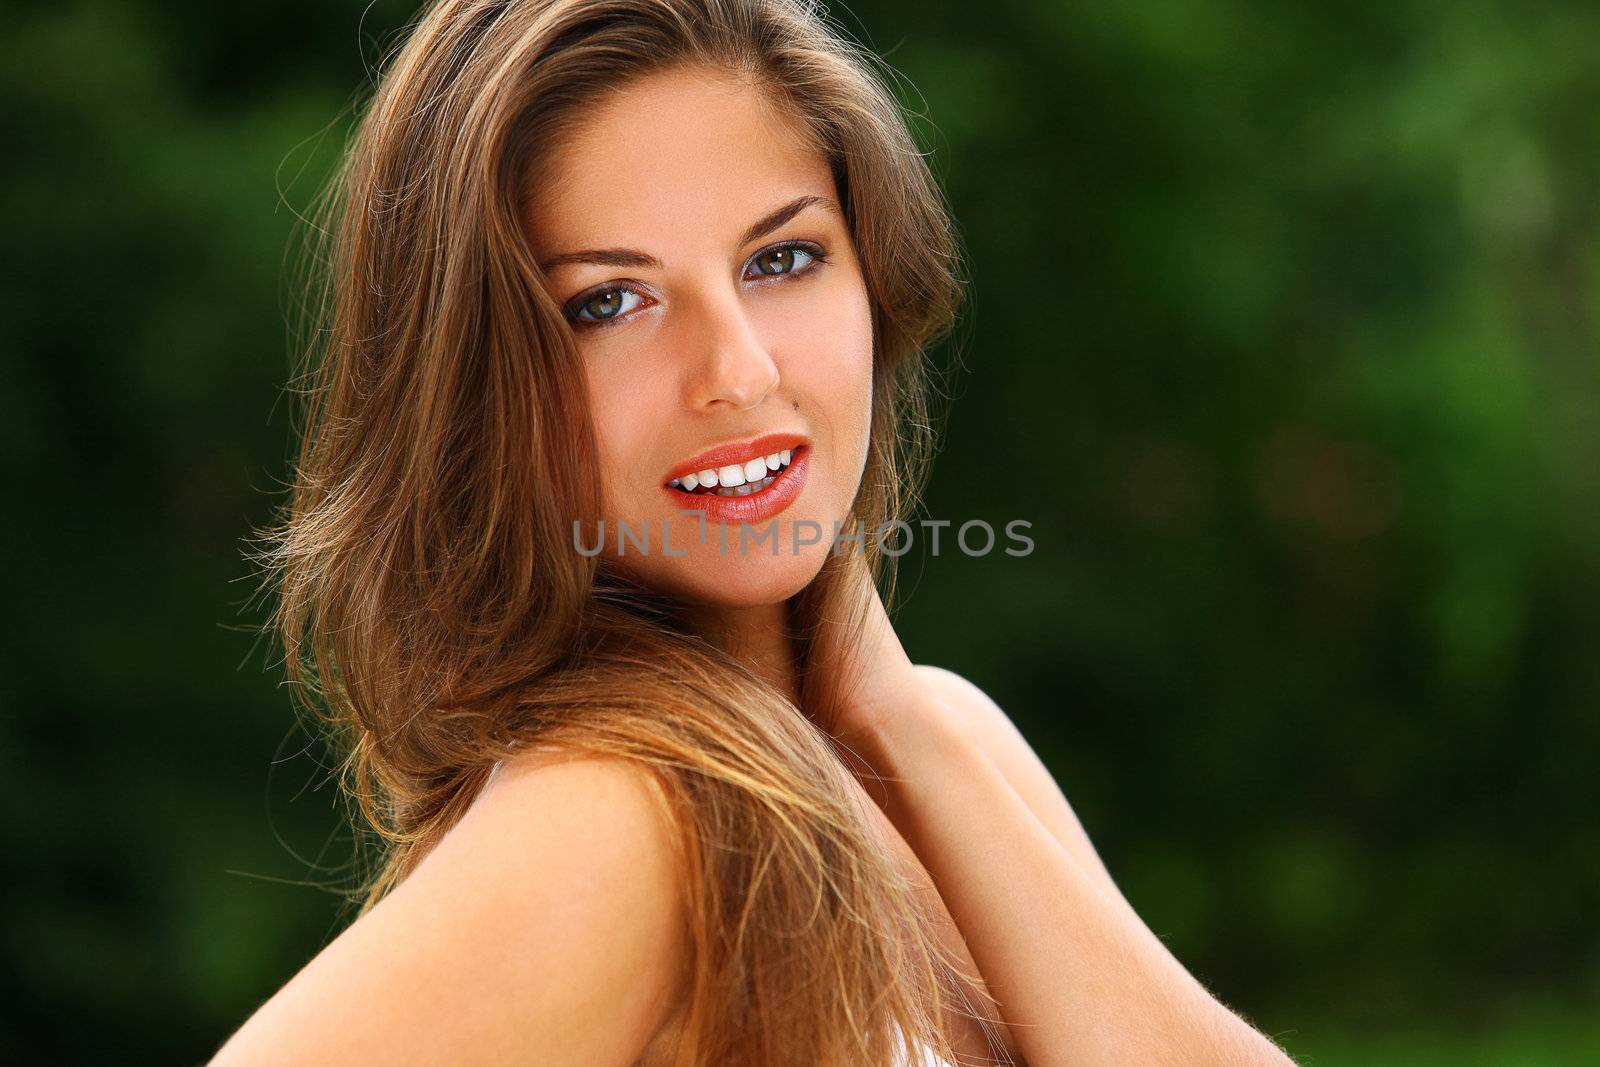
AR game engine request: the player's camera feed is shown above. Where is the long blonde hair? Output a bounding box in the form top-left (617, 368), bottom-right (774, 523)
top-left (251, 0), bottom-right (984, 1062)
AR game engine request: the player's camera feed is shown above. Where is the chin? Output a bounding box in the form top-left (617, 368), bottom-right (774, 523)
top-left (622, 543), bottom-right (833, 608)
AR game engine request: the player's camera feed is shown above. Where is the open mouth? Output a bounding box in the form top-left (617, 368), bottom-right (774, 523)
top-left (667, 446), bottom-right (802, 498)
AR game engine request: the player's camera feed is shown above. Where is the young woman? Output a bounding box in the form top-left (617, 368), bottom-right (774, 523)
top-left (214, 1), bottom-right (1297, 1064)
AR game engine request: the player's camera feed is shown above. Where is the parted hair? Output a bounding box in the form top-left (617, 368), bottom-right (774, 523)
top-left (249, 1), bottom-right (991, 1062)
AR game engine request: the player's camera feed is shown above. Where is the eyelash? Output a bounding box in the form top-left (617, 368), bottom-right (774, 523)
top-left (562, 239), bottom-right (830, 331)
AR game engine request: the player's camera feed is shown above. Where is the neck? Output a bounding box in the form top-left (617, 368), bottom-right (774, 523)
top-left (686, 598), bottom-right (801, 707)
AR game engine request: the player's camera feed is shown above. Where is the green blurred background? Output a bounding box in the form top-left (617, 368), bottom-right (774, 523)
top-left (4, 0), bottom-right (1597, 1062)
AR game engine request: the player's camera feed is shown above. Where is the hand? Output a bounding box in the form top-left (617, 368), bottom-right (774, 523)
top-left (800, 550), bottom-right (954, 756)
top-left (799, 549), bottom-right (983, 836)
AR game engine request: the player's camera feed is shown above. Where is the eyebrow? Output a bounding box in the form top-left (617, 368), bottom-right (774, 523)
top-left (537, 194), bottom-right (841, 274)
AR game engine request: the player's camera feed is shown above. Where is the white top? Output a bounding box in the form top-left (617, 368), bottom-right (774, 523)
top-left (893, 1023), bottom-right (958, 1067)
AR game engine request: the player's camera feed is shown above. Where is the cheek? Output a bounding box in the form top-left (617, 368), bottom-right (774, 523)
top-left (583, 360), bottom-right (656, 514)
top-left (807, 306), bottom-right (872, 385)
top-left (797, 282), bottom-right (874, 472)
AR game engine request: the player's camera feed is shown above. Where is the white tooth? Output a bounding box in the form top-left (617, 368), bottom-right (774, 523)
top-left (669, 478), bottom-right (681, 487)
top-left (698, 468), bottom-right (718, 488)
top-left (718, 463), bottom-right (746, 487)
top-left (735, 484), bottom-right (754, 496)
top-left (765, 452), bottom-right (781, 471)
top-left (780, 449), bottom-right (792, 464)
top-left (681, 472), bottom-right (699, 491)
top-left (744, 457), bottom-right (766, 482)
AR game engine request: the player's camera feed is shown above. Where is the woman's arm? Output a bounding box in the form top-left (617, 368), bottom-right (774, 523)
top-left (912, 663), bottom-right (1125, 904)
top-left (208, 751), bottom-right (687, 1066)
top-left (808, 557), bottom-right (1294, 1067)
top-left (843, 689), bottom-right (1296, 1067)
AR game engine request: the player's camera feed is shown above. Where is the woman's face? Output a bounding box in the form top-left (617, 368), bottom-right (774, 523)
top-left (526, 65), bottom-right (874, 609)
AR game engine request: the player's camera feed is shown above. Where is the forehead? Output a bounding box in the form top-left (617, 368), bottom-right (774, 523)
top-left (526, 66), bottom-right (835, 255)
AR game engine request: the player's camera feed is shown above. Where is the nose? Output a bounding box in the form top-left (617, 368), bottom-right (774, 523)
top-left (682, 293), bottom-right (780, 412)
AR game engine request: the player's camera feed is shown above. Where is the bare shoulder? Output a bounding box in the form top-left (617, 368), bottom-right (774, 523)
top-left (474, 744), bottom-right (681, 857)
top-left (209, 749), bottom-right (687, 1067)
top-left (913, 663), bottom-right (1123, 895)
top-left (913, 663), bottom-right (1030, 750)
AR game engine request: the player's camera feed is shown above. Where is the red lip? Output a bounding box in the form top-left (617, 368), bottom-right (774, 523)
top-left (661, 444), bottom-right (811, 526)
top-left (663, 432), bottom-right (811, 486)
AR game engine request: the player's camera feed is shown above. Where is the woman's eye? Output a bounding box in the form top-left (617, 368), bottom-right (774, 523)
top-left (747, 243), bottom-right (818, 278)
top-left (569, 286), bottom-right (646, 326)
top-left (565, 241), bottom-right (826, 331)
